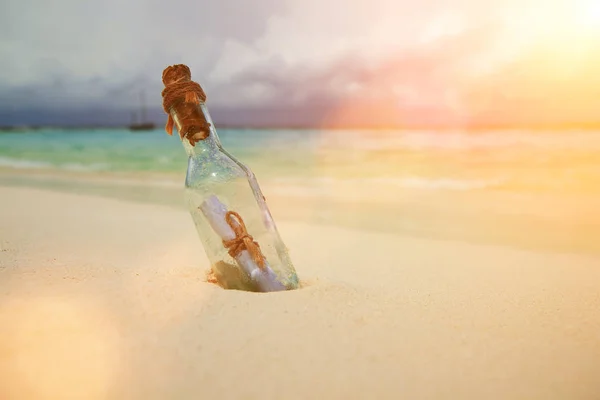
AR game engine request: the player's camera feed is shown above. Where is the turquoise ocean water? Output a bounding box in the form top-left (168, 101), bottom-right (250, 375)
top-left (1, 128), bottom-right (600, 254)
top-left (1, 128), bottom-right (600, 194)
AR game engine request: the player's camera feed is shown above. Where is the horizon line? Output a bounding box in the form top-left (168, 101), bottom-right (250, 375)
top-left (3, 122), bottom-right (600, 132)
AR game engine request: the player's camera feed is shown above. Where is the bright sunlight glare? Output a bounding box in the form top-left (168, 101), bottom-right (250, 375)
top-left (577, 1), bottom-right (600, 30)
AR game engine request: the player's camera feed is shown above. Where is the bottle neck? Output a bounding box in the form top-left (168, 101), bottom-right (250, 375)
top-left (171, 102), bottom-right (222, 157)
top-left (182, 130), bottom-right (219, 157)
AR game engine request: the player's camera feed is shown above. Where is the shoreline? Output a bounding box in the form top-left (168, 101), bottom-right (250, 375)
top-left (4, 124), bottom-right (600, 132)
top-left (2, 167), bottom-right (600, 256)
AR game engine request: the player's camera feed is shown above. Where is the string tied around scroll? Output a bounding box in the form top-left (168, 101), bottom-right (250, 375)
top-left (222, 211), bottom-right (266, 269)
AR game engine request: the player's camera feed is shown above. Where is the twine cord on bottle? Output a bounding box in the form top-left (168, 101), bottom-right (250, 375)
top-left (222, 211), bottom-right (266, 270)
top-left (161, 64), bottom-right (210, 145)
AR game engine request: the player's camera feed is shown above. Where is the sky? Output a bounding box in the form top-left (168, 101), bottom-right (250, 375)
top-left (1, 0), bottom-right (600, 127)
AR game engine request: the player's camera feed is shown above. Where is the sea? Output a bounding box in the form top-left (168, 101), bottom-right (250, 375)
top-left (1, 128), bottom-right (599, 254)
top-left (1, 128), bottom-right (600, 193)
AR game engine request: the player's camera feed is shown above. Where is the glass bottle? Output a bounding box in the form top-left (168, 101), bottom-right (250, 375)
top-left (161, 64), bottom-right (299, 292)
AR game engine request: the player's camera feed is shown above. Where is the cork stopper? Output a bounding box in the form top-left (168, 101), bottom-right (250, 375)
top-left (161, 64), bottom-right (210, 146)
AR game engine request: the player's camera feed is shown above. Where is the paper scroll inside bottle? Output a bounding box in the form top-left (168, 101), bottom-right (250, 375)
top-left (199, 195), bottom-right (286, 292)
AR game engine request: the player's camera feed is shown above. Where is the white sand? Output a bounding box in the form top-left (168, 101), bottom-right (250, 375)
top-left (1, 186), bottom-right (599, 399)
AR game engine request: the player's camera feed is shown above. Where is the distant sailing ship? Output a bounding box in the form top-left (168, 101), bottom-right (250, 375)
top-left (129, 91), bottom-right (156, 131)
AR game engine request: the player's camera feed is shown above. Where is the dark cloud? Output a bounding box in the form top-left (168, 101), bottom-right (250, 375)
top-left (0, 0), bottom-right (288, 93)
top-left (0, 0), bottom-right (289, 114)
top-left (1, 0), bottom-right (598, 127)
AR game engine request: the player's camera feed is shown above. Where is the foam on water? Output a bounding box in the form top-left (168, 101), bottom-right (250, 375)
top-left (267, 176), bottom-right (502, 197)
top-left (0, 156), bottom-right (53, 169)
top-left (313, 130), bottom-right (600, 151)
top-left (0, 156), bottom-right (110, 172)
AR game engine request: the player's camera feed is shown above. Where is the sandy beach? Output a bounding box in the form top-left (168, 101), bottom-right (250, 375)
top-left (1, 184), bottom-right (599, 399)
top-left (4, 0), bottom-right (600, 395)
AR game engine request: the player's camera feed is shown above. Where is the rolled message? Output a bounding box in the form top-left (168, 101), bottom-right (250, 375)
top-left (199, 195), bottom-right (286, 292)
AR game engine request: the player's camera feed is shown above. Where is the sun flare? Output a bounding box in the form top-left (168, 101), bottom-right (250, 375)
top-left (577, 1), bottom-right (600, 30)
